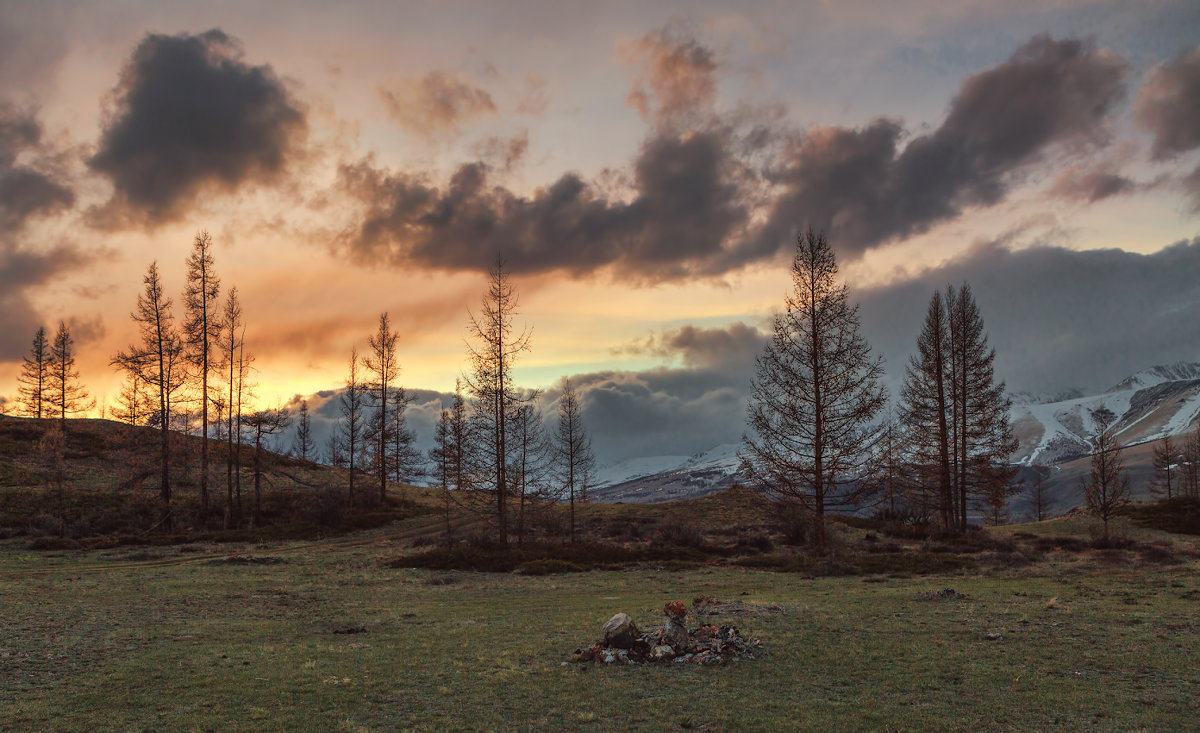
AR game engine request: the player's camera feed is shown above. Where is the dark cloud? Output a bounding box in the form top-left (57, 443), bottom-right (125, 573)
top-left (0, 240), bottom-right (89, 361)
top-left (750, 35), bottom-right (1127, 260)
top-left (615, 321), bottom-right (766, 374)
top-left (0, 103), bottom-right (74, 232)
top-left (0, 103), bottom-right (82, 362)
top-left (624, 24), bottom-right (718, 129)
top-left (379, 70), bottom-right (497, 139)
top-left (337, 34), bottom-right (1129, 280)
top-left (1136, 46), bottom-right (1200, 159)
top-left (858, 236), bottom-right (1200, 396)
top-left (337, 126), bottom-right (752, 280)
top-left (89, 29), bottom-right (307, 226)
top-left (1135, 46), bottom-right (1200, 208)
top-left (1050, 164), bottom-right (1136, 203)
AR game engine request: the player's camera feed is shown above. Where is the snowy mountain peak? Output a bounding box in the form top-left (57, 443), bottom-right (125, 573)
top-left (1108, 362), bottom-right (1200, 393)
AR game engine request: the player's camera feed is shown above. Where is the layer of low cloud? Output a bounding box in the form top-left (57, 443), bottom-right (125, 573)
top-left (89, 29), bottom-right (307, 226)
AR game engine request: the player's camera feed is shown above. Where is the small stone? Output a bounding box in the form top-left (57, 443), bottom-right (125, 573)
top-left (651, 645), bottom-right (675, 661)
top-left (663, 618), bottom-right (689, 647)
top-left (664, 600), bottom-right (688, 621)
top-left (985, 631), bottom-right (1003, 640)
top-left (601, 613), bottom-right (640, 649)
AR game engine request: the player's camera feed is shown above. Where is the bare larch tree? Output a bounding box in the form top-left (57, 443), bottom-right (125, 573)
top-left (293, 399), bottom-right (315, 462)
top-left (465, 258), bottom-right (531, 548)
top-left (17, 326), bottom-right (49, 418)
top-left (338, 348), bottom-right (367, 507)
top-left (1082, 424), bottom-right (1131, 537)
top-left (900, 292), bottom-right (955, 530)
top-left (511, 394), bottom-right (553, 545)
top-left (183, 231), bottom-right (222, 522)
top-left (1151, 434), bottom-right (1180, 500)
top-left (112, 262), bottom-right (188, 530)
top-left (244, 406), bottom-right (289, 527)
top-left (945, 284), bottom-right (1018, 530)
top-left (363, 313), bottom-right (401, 503)
top-left (218, 287), bottom-right (250, 528)
top-left (741, 230), bottom-right (887, 548)
top-left (47, 321), bottom-right (92, 425)
top-left (555, 379), bottom-right (594, 544)
top-left (1024, 468), bottom-right (1054, 522)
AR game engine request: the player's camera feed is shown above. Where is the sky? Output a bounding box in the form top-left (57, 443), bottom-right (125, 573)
top-left (2, 0), bottom-right (1200, 465)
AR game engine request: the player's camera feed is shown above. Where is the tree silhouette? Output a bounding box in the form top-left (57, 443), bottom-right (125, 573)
top-left (363, 313), bottom-right (401, 502)
top-left (945, 284), bottom-right (1018, 530)
top-left (338, 348), bottom-right (367, 507)
top-left (1082, 424), bottom-right (1130, 537)
top-left (512, 394), bottom-right (553, 545)
top-left (555, 379), bottom-right (594, 544)
top-left (47, 321), bottom-right (92, 425)
top-left (112, 262), bottom-right (188, 530)
top-left (464, 258), bottom-right (531, 547)
top-left (218, 287), bottom-right (251, 528)
top-left (741, 231), bottom-right (887, 548)
top-left (293, 399), bottom-right (315, 462)
top-left (183, 231), bottom-right (222, 522)
top-left (16, 326), bottom-right (49, 419)
top-left (244, 406), bottom-right (289, 526)
top-left (900, 292), bottom-right (955, 530)
top-left (1151, 434), bottom-right (1181, 500)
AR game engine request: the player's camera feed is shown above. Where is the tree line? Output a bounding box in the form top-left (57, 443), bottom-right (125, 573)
top-left (327, 260), bottom-right (595, 547)
top-left (8, 235), bottom-right (597, 543)
top-left (740, 230), bottom-right (1135, 546)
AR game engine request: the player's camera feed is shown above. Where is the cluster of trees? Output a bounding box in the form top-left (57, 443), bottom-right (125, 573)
top-left (108, 232), bottom-right (280, 530)
top-left (16, 322), bottom-right (92, 422)
top-left (1151, 430), bottom-right (1200, 500)
top-left (742, 231), bottom-right (1019, 546)
top-left (323, 261), bottom-right (597, 546)
top-left (6, 240), bottom-right (600, 543)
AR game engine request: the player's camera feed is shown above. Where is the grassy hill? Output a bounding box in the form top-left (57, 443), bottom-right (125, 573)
top-left (0, 414), bottom-right (437, 544)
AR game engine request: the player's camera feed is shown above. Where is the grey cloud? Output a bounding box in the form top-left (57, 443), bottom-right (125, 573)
top-left (1136, 46), bottom-right (1200, 159)
top-left (858, 236), bottom-right (1200, 397)
top-left (750, 35), bottom-right (1127, 260)
top-left (0, 103), bottom-right (74, 232)
top-left (1135, 46), bottom-right (1200, 208)
top-left (0, 103), bottom-right (82, 362)
top-left (0, 241), bottom-right (90, 361)
top-left (337, 126), bottom-right (752, 280)
top-left (89, 29), bottom-right (307, 226)
top-left (380, 70), bottom-right (497, 140)
top-left (616, 321), bottom-right (766, 374)
top-left (1050, 164), bottom-right (1136, 203)
top-left (624, 23), bottom-right (718, 129)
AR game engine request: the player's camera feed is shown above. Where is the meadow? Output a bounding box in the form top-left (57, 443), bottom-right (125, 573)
top-left (3, 511), bottom-right (1198, 731)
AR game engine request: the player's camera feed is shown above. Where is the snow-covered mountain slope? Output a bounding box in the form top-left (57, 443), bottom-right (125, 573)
top-left (592, 363), bottom-right (1200, 504)
top-left (1010, 362), bottom-right (1200, 465)
top-left (590, 443), bottom-right (744, 503)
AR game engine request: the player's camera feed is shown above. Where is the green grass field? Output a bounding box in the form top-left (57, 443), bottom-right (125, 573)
top-left (3, 514), bottom-right (1198, 731)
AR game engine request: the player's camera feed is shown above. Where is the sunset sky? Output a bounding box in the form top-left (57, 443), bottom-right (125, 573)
top-left (3, 0), bottom-right (1200, 463)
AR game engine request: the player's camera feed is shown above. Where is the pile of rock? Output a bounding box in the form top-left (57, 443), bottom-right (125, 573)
top-left (569, 600), bottom-right (761, 666)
